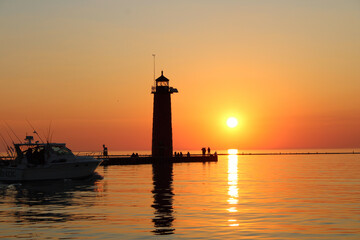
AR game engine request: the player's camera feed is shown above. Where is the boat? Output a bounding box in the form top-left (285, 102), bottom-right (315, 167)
top-left (0, 135), bottom-right (102, 182)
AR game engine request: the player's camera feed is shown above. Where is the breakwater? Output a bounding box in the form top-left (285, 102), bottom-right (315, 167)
top-left (96, 154), bottom-right (218, 166)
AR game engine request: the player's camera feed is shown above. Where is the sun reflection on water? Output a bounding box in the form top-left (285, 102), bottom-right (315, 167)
top-left (228, 149), bottom-right (238, 155)
top-left (227, 149), bottom-right (239, 226)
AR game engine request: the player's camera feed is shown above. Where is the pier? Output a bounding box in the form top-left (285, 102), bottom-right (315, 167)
top-left (96, 154), bottom-right (218, 166)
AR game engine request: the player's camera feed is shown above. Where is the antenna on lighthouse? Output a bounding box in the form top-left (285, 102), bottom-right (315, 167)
top-left (152, 54), bottom-right (156, 86)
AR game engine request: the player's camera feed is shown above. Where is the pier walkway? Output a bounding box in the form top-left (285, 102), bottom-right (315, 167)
top-left (96, 154), bottom-right (218, 166)
top-left (0, 154), bottom-right (219, 166)
top-left (89, 150), bottom-right (360, 166)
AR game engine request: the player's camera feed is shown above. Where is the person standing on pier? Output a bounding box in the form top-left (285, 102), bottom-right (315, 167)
top-left (202, 148), bottom-right (206, 155)
top-left (103, 144), bottom-right (108, 157)
top-left (207, 147), bottom-right (211, 155)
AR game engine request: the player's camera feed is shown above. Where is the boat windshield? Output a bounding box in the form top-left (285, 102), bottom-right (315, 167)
top-left (51, 146), bottom-right (74, 156)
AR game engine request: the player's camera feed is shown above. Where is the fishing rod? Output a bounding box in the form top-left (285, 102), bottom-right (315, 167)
top-left (0, 133), bottom-right (11, 157)
top-left (4, 121), bottom-right (22, 143)
top-left (49, 129), bottom-right (54, 143)
top-left (42, 129), bottom-right (48, 143)
top-left (26, 119), bottom-right (45, 143)
top-left (47, 120), bottom-right (52, 143)
top-left (4, 129), bottom-right (16, 157)
top-left (4, 128), bottom-right (15, 145)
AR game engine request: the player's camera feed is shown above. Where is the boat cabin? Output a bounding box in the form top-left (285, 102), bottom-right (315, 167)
top-left (14, 142), bottom-right (74, 165)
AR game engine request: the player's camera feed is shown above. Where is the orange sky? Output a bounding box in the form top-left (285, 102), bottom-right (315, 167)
top-left (0, 1), bottom-right (359, 151)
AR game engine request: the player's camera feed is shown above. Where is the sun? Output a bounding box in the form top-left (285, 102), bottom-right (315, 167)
top-left (226, 117), bottom-right (238, 128)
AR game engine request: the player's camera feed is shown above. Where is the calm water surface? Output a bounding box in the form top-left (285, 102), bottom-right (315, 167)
top-left (1, 153), bottom-right (360, 239)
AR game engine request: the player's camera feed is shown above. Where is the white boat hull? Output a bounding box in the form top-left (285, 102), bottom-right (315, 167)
top-left (0, 160), bottom-right (101, 181)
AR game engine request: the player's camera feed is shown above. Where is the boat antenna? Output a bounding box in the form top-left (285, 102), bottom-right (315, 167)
top-left (26, 119), bottom-right (44, 143)
top-left (4, 121), bottom-right (21, 143)
top-left (152, 54), bottom-right (156, 87)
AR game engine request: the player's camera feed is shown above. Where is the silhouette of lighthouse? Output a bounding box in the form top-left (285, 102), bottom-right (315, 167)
top-left (152, 71), bottom-right (178, 158)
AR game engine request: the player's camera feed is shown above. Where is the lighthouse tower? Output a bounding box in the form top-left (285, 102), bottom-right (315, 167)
top-left (151, 71), bottom-right (178, 158)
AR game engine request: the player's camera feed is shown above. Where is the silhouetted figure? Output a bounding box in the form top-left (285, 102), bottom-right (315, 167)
top-left (103, 144), bottom-right (108, 157)
top-left (187, 152), bottom-right (190, 157)
top-left (201, 148), bottom-right (206, 155)
top-left (131, 153), bottom-right (136, 157)
top-left (174, 152), bottom-right (177, 157)
top-left (135, 153), bottom-right (139, 157)
top-left (34, 147), bottom-right (45, 165)
top-left (32, 148), bottom-right (41, 165)
top-left (207, 147), bottom-right (211, 155)
top-left (26, 148), bottom-right (33, 164)
top-left (180, 152), bottom-right (183, 157)
top-left (39, 148), bottom-right (45, 164)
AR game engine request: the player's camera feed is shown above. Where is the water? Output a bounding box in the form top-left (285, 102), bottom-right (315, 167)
top-left (1, 153), bottom-right (360, 239)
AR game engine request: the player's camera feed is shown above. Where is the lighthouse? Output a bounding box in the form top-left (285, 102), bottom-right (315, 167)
top-left (151, 71), bottom-right (178, 158)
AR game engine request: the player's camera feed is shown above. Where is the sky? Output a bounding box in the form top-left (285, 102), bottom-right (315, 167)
top-left (0, 0), bottom-right (359, 151)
